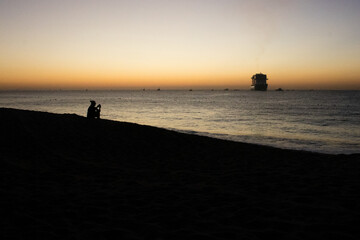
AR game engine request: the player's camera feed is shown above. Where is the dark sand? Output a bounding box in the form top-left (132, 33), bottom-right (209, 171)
top-left (1, 108), bottom-right (359, 239)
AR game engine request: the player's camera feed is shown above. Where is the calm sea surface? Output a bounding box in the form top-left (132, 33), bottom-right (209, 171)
top-left (1, 90), bottom-right (359, 154)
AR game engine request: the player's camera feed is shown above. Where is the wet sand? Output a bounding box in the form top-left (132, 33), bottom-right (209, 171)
top-left (1, 108), bottom-right (359, 239)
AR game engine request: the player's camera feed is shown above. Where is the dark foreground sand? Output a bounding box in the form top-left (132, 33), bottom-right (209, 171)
top-left (1, 108), bottom-right (359, 239)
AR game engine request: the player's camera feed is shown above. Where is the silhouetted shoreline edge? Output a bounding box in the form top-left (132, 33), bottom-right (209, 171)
top-left (1, 107), bottom-right (359, 239)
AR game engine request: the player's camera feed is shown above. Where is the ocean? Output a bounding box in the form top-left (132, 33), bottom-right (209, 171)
top-left (1, 90), bottom-right (359, 154)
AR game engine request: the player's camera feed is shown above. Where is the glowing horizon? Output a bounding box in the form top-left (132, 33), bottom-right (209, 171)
top-left (1, 0), bottom-right (360, 90)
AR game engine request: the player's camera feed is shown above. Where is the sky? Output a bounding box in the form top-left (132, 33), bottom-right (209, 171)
top-left (1, 0), bottom-right (360, 90)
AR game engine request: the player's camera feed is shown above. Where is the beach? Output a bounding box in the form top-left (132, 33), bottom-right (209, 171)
top-left (1, 107), bottom-right (359, 239)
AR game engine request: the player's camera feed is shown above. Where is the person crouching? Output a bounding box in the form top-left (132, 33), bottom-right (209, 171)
top-left (87, 100), bottom-right (101, 119)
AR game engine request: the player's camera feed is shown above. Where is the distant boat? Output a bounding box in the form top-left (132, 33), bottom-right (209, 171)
top-left (275, 88), bottom-right (283, 91)
top-left (251, 73), bottom-right (268, 91)
top-left (157, 88), bottom-right (160, 91)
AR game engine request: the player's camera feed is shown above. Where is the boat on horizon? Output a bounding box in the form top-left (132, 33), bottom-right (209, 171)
top-left (251, 73), bottom-right (268, 91)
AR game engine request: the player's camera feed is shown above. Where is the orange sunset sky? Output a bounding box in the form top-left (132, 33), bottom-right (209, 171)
top-left (1, 0), bottom-right (360, 90)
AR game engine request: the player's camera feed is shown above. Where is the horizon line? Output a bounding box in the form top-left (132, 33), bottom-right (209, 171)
top-left (1, 88), bottom-right (360, 92)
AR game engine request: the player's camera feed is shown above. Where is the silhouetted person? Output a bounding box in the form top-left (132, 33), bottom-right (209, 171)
top-left (87, 100), bottom-right (101, 119)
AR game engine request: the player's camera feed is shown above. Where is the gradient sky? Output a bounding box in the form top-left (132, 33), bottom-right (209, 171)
top-left (1, 0), bottom-right (360, 90)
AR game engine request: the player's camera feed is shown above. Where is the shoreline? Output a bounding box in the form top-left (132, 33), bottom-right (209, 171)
top-left (1, 106), bottom-right (358, 155)
top-left (172, 128), bottom-right (359, 155)
top-left (1, 107), bottom-right (359, 239)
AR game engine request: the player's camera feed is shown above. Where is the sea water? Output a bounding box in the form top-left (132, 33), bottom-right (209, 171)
top-left (1, 90), bottom-right (359, 154)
